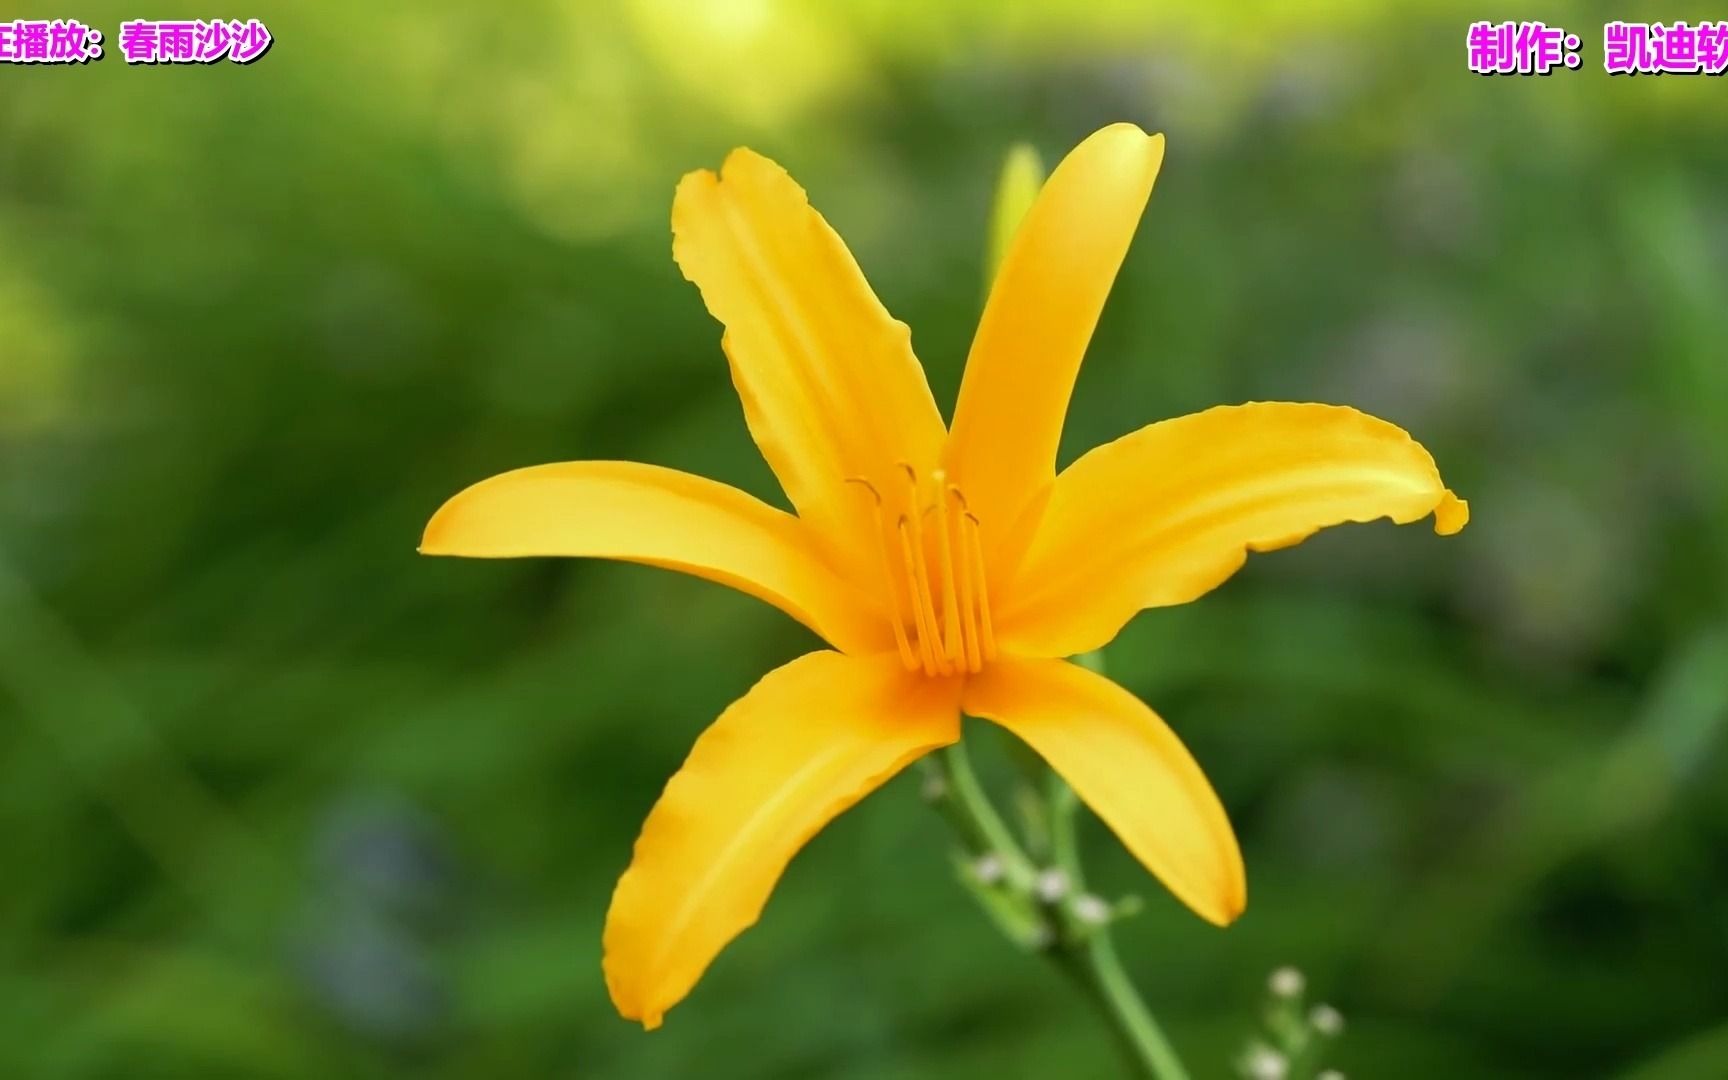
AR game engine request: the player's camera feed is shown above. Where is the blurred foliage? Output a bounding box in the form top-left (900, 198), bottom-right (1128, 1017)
top-left (4, 1), bottom-right (1728, 1077)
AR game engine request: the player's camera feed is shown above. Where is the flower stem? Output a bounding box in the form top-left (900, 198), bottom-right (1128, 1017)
top-left (1046, 773), bottom-right (1191, 1080)
top-left (926, 712), bottom-right (1190, 1080)
top-left (931, 741), bottom-right (1033, 885)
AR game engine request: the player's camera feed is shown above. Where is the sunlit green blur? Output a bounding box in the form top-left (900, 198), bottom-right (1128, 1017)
top-left (4, 2), bottom-right (1727, 1077)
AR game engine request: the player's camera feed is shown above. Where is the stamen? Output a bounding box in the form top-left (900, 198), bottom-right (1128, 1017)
top-left (930, 470), bottom-right (964, 667)
top-left (963, 511), bottom-right (998, 661)
top-left (949, 487), bottom-right (982, 672)
top-left (844, 477), bottom-right (917, 671)
top-left (896, 516), bottom-right (942, 675)
top-left (848, 465), bottom-right (996, 676)
top-left (897, 465), bottom-right (953, 676)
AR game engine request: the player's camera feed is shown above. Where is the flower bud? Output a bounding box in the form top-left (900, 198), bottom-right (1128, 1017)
top-left (1310, 1003), bottom-right (1344, 1036)
top-left (1034, 868), bottom-right (1070, 903)
top-left (1244, 1046), bottom-right (1288, 1080)
top-left (1071, 893), bottom-right (1111, 926)
top-left (970, 853), bottom-right (1004, 885)
top-left (1267, 966), bottom-right (1305, 998)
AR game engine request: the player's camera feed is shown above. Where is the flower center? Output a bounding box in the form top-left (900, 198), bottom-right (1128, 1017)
top-left (846, 464), bottom-right (997, 677)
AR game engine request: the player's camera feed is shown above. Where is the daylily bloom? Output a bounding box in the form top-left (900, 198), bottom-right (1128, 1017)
top-left (421, 123), bottom-right (1468, 1029)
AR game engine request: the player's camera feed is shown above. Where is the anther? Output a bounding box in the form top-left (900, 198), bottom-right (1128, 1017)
top-left (843, 476), bottom-right (882, 503)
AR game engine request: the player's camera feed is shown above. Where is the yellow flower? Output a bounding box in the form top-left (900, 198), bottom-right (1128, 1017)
top-left (421, 123), bottom-right (1468, 1029)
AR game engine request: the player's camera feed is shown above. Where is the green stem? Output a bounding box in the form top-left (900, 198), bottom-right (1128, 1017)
top-left (1047, 774), bottom-right (1191, 1080)
top-left (932, 742), bottom-right (1034, 885)
top-left (927, 721), bottom-right (1190, 1080)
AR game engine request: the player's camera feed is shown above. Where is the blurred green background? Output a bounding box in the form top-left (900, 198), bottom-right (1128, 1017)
top-left (5, 1), bottom-right (1728, 1076)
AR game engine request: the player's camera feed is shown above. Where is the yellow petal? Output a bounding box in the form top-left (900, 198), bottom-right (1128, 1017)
top-left (998, 403), bottom-right (1469, 657)
top-left (420, 461), bottom-right (886, 655)
top-left (944, 124), bottom-right (1165, 572)
top-left (964, 658), bottom-right (1244, 926)
top-left (603, 651), bottom-right (961, 1028)
top-left (673, 148), bottom-right (947, 573)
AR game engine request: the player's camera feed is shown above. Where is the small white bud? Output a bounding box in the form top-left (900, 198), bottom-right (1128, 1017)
top-left (1071, 893), bottom-right (1111, 926)
top-left (971, 853), bottom-right (1004, 885)
top-left (920, 772), bottom-right (948, 802)
top-left (1268, 966), bottom-right (1305, 998)
top-left (1316, 1071), bottom-right (1346, 1080)
top-left (1034, 867), bottom-right (1070, 903)
top-left (1309, 1003), bottom-right (1345, 1036)
top-left (1244, 1046), bottom-right (1288, 1080)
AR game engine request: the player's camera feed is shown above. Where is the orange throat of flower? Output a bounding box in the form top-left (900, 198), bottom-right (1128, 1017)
top-left (848, 465), bottom-right (998, 678)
